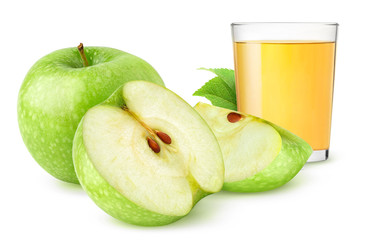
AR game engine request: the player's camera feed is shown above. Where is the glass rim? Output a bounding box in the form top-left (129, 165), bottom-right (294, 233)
top-left (231, 22), bottom-right (338, 26)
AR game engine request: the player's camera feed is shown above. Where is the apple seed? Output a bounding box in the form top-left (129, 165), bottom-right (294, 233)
top-left (156, 131), bottom-right (172, 144)
top-left (147, 137), bottom-right (160, 153)
top-left (227, 112), bottom-right (243, 123)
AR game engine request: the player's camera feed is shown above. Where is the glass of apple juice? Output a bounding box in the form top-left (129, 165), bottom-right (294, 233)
top-left (231, 22), bottom-right (338, 162)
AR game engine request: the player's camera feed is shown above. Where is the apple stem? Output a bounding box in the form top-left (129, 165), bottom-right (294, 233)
top-left (77, 43), bottom-right (89, 67)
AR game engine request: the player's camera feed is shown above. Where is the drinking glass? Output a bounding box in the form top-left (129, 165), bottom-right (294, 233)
top-left (232, 22), bottom-right (338, 162)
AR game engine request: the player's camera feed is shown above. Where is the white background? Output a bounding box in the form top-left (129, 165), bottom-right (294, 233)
top-left (1, 0), bottom-right (367, 239)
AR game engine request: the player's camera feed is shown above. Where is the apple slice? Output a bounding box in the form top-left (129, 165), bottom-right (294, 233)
top-left (73, 82), bottom-right (224, 226)
top-left (194, 102), bottom-right (312, 192)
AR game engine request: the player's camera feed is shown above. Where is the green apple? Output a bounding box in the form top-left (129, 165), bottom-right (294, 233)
top-left (194, 102), bottom-right (312, 192)
top-left (18, 45), bottom-right (164, 183)
top-left (73, 81), bottom-right (224, 226)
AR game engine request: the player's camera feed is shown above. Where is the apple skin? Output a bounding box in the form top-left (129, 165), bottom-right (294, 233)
top-left (18, 47), bottom-right (164, 184)
top-left (73, 84), bottom-right (215, 226)
top-left (223, 123), bottom-right (313, 192)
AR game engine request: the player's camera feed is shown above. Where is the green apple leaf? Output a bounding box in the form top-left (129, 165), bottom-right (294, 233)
top-left (193, 68), bottom-right (237, 111)
top-left (200, 68), bottom-right (236, 93)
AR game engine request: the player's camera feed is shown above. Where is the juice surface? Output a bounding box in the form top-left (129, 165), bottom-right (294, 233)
top-left (234, 41), bottom-right (335, 150)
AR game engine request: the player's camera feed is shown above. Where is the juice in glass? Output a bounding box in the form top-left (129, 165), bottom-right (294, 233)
top-left (234, 40), bottom-right (336, 151)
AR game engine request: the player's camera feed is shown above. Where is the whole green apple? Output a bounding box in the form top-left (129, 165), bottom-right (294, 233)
top-left (73, 81), bottom-right (224, 226)
top-left (18, 44), bottom-right (164, 183)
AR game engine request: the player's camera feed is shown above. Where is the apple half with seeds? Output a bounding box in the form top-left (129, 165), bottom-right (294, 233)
top-left (194, 102), bottom-right (312, 192)
top-left (73, 82), bottom-right (224, 226)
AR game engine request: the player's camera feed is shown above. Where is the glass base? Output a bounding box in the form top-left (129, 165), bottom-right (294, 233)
top-left (307, 150), bottom-right (329, 162)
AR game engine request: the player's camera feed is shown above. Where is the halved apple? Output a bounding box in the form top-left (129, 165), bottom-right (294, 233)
top-left (194, 102), bottom-right (312, 192)
top-left (73, 82), bottom-right (224, 226)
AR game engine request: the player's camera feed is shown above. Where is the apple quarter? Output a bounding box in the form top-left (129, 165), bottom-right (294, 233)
top-left (194, 102), bottom-right (313, 192)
